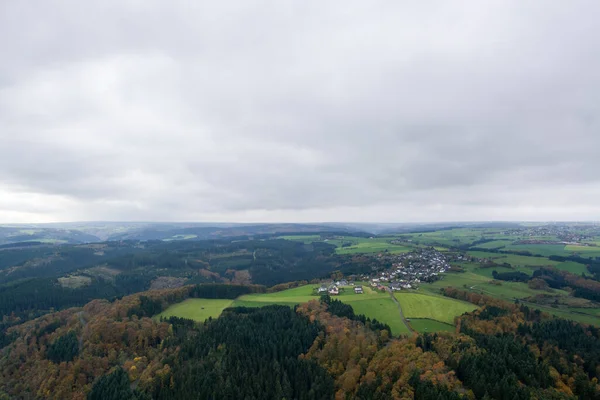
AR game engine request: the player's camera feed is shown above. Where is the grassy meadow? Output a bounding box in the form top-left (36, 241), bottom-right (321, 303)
top-left (155, 227), bottom-right (600, 332)
top-left (395, 292), bottom-right (477, 324)
top-left (155, 282), bottom-right (478, 335)
top-left (233, 284), bottom-right (411, 335)
top-left (419, 261), bottom-right (600, 326)
top-left (277, 235), bottom-right (414, 255)
top-left (154, 299), bottom-right (234, 322)
top-left (409, 319), bottom-right (455, 333)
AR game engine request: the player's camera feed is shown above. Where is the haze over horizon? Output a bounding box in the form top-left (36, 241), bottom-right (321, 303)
top-left (1, 1), bottom-right (599, 224)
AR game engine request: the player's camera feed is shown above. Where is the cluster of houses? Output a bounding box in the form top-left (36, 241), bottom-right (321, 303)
top-left (315, 248), bottom-right (452, 295)
top-left (317, 280), bottom-right (364, 296)
top-left (502, 225), bottom-right (597, 243)
top-left (367, 248), bottom-right (450, 291)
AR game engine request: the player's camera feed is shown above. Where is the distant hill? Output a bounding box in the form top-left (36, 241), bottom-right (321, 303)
top-left (0, 222), bottom-right (363, 245)
top-left (0, 226), bottom-right (101, 246)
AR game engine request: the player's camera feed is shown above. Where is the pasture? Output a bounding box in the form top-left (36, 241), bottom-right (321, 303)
top-left (350, 298), bottom-right (410, 335)
top-left (277, 235), bottom-right (323, 243)
top-left (465, 251), bottom-right (590, 275)
top-left (335, 240), bottom-right (412, 255)
top-left (565, 245), bottom-right (600, 258)
top-left (395, 293), bottom-right (477, 324)
top-left (153, 283), bottom-right (472, 335)
top-left (467, 251), bottom-right (557, 266)
top-left (236, 284), bottom-right (480, 333)
top-left (501, 244), bottom-right (570, 257)
top-left (409, 319), bottom-right (455, 333)
top-left (422, 263), bottom-right (569, 300)
top-left (154, 298), bottom-right (233, 322)
top-left (420, 264), bottom-right (600, 326)
top-left (232, 284), bottom-right (415, 334)
top-left (163, 234), bottom-right (198, 241)
top-left (278, 234), bottom-right (415, 255)
top-left (474, 240), bottom-right (513, 249)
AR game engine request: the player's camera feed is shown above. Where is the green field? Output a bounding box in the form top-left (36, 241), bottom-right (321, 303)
top-left (419, 263), bottom-right (600, 326)
top-left (221, 283), bottom-right (480, 335)
top-left (554, 261), bottom-right (590, 275)
top-left (163, 234), bottom-right (198, 241)
top-left (565, 245), bottom-right (600, 258)
top-left (350, 298), bottom-right (410, 335)
top-left (466, 251), bottom-right (590, 276)
top-left (231, 284), bottom-right (411, 335)
top-left (409, 319), bottom-right (455, 333)
top-left (468, 251), bottom-right (556, 266)
top-left (475, 240), bottom-right (513, 249)
top-left (278, 235), bottom-right (414, 255)
top-left (154, 282), bottom-right (483, 335)
top-left (396, 228), bottom-right (502, 247)
top-left (154, 299), bottom-right (233, 321)
top-left (277, 235), bottom-right (323, 243)
top-left (395, 293), bottom-right (477, 324)
top-left (519, 302), bottom-right (600, 326)
top-left (501, 244), bottom-right (570, 257)
top-left (335, 241), bottom-right (412, 255)
top-left (422, 263), bottom-right (569, 300)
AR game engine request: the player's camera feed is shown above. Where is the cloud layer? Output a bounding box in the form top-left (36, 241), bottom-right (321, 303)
top-left (1, 1), bottom-right (599, 223)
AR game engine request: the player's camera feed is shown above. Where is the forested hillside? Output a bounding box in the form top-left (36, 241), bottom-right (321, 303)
top-left (0, 238), bottom-right (372, 323)
top-left (1, 285), bottom-right (599, 399)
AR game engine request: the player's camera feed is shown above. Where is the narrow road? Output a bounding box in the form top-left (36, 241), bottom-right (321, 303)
top-left (388, 290), bottom-right (415, 334)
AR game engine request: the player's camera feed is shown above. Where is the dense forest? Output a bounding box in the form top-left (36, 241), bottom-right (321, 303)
top-left (1, 285), bottom-right (600, 399)
top-left (0, 238), bottom-right (375, 323)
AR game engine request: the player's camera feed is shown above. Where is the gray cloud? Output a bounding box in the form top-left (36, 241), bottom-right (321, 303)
top-left (1, 0), bottom-right (599, 223)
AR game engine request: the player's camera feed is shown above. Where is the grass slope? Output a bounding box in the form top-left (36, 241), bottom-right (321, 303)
top-left (278, 235), bottom-right (413, 255)
top-left (395, 293), bottom-right (477, 324)
top-left (409, 319), bottom-right (455, 333)
top-left (154, 298), bottom-right (233, 322)
top-left (231, 284), bottom-right (411, 335)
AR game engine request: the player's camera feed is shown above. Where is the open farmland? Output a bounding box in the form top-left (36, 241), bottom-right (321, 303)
top-left (565, 245), bottom-right (600, 257)
top-left (335, 240), bottom-right (412, 255)
top-left (277, 235), bottom-right (323, 243)
top-left (228, 284), bottom-right (481, 334)
top-left (154, 298), bottom-right (233, 322)
top-left (467, 251), bottom-right (557, 266)
top-left (232, 284), bottom-right (411, 335)
top-left (278, 234), bottom-right (414, 255)
top-left (349, 298), bottom-right (410, 335)
top-left (466, 251), bottom-right (590, 275)
top-left (501, 243), bottom-right (571, 257)
top-left (422, 263), bottom-right (569, 300)
top-left (420, 264), bottom-right (600, 326)
top-left (474, 240), bottom-right (513, 249)
top-left (395, 292), bottom-right (477, 324)
top-left (409, 319), bottom-right (455, 333)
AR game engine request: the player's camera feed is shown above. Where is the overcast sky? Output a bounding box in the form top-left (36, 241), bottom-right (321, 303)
top-left (1, 1), bottom-right (599, 223)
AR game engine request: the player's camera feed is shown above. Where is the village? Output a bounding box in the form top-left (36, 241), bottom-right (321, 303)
top-left (368, 247), bottom-right (450, 290)
top-left (502, 225), bottom-right (599, 243)
top-left (316, 247), bottom-right (451, 295)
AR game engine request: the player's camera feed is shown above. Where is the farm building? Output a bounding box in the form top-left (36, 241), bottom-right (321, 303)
top-left (354, 286), bottom-right (363, 294)
top-left (317, 285), bottom-right (328, 294)
top-left (328, 285), bottom-right (339, 295)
